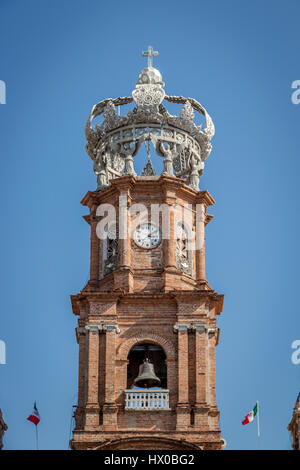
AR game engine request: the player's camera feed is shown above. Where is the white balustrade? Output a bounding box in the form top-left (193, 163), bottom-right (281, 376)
top-left (125, 389), bottom-right (170, 410)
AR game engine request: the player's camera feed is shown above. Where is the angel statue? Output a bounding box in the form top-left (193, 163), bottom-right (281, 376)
top-left (159, 142), bottom-right (175, 176)
top-left (119, 136), bottom-right (145, 176)
top-left (150, 134), bottom-right (181, 177)
top-left (187, 150), bottom-right (204, 189)
top-left (94, 143), bottom-right (109, 190)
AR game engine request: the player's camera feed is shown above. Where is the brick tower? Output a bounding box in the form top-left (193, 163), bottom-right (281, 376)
top-left (70, 47), bottom-right (224, 450)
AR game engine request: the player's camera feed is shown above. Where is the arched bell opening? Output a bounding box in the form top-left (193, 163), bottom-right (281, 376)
top-left (127, 343), bottom-right (167, 389)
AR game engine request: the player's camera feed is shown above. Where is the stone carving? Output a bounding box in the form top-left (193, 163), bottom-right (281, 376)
top-left (132, 61), bottom-right (165, 111)
top-left (132, 83), bottom-right (165, 110)
top-left (104, 223), bottom-right (119, 275)
top-left (191, 323), bottom-right (206, 334)
top-left (173, 322), bottom-right (213, 334)
top-left (187, 151), bottom-right (204, 190)
top-left (119, 137), bottom-right (144, 176)
top-left (150, 136), bottom-right (174, 177)
top-left (175, 101), bottom-right (195, 133)
top-left (102, 323), bottom-right (120, 334)
top-left (141, 140), bottom-right (156, 176)
top-left (103, 100), bottom-right (121, 131)
top-left (94, 142), bottom-right (109, 190)
top-left (173, 322), bottom-right (191, 333)
top-left (160, 143), bottom-right (174, 176)
top-left (104, 239), bottom-right (118, 275)
top-left (176, 224), bottom-right (192, 275)
top-left (85, 51), bottom-right (215, 191)
top-left (141, 159), bottom-right (156, 176)
top-left (85, 323), bottom-right (120, 334)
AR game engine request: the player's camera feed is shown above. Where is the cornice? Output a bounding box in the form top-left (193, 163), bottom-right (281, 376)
top-left (71, 289), bottom-right (224, 317)
top-left (195, 190), bottom-right (215, 207)
top-left (80, 177), bottom-right (216, 210)
top-left (205, 213), bottom-right (214, 225)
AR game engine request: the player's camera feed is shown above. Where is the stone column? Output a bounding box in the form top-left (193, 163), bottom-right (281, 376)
top-left (102, 323), bottom-right (120, 430)
top-left (85, 324), bottom-right (100, 427)
top-left (174, 322), bottom-right (191, 429)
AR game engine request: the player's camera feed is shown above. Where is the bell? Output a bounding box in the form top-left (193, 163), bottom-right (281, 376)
top-left (134, 358), bottom-right (161, 388)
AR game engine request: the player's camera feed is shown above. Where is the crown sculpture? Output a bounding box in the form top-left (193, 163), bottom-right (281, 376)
top-left (85, 46), bottom-right (215, 190)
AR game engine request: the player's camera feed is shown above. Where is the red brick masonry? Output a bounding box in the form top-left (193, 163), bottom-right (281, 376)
top-left (70, 175), bottom-right (224, 450)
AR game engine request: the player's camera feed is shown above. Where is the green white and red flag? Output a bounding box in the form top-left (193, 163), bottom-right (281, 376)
top-left (27, 402), bottom-right (40, 426)
top-left (242, 402), bottom-right (258, 425)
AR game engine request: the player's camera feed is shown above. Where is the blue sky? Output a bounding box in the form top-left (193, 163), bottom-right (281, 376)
top-left (0, 0), bottom-right (299, 450)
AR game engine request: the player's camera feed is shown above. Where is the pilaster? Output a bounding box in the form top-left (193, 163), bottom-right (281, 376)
top-left (195, 203), bottom-right (206, 285)
top-left (113, 180), bottom-right (134, 292)
top-left (85, 323), bottom-right (101, 427)
top-left (192, 323), bottom-right (209, 429)
top-left (102, 323), bottom-right (120, 430)
top-left (174, 322), bottom-right (191, 429)
top-left (162, 188), bottom-right (177, 291)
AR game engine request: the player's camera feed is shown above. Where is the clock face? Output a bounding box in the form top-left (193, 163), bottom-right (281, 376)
top-left (134, 224), bottom-right (160, 249)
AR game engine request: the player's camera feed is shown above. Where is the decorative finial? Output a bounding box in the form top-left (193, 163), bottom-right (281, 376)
top-left (141, 140), bottom-right (156, 176)
top-left (145, 140), bottom-right (151, 163)
top-left (142, 45), bottom-right (159, 68)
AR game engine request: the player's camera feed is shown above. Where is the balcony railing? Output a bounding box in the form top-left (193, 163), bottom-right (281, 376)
top-left (125, 389), bottom-right (170, 410)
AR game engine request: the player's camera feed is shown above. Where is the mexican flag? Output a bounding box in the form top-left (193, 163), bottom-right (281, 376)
top-left (242, 402), bottom-right (258, 425)
top-left (27, 402), bottom-right (40, 426)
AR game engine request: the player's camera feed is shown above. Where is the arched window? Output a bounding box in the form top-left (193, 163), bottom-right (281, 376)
top-left (127, 343), bottom-right (167, 389)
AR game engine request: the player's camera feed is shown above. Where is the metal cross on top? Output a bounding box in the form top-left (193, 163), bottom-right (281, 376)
top-left (142, 45), bottom-right (159, 68)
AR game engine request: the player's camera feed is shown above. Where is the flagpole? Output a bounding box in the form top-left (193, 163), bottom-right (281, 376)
top-left (257, 400), bottom-right (260, 450)
top-left (36, 424), bottom-right (39, 450)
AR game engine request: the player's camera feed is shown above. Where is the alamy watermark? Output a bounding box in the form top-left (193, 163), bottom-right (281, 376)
top-left (291, 340), bottom-right (300, 365)
top-left (0, 80), bottom-right (6, 104)
top-left (0, 340), bottom-right (6, 364)
top-left (291, 80), bottom-right (300, 104)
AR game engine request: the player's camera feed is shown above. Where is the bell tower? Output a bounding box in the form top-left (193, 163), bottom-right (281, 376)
top-left (70, 48), bottom-right (224, 451)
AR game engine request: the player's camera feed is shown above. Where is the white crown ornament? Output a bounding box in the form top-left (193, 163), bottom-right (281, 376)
top-left (85, 46), bottom-right (215, 191)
